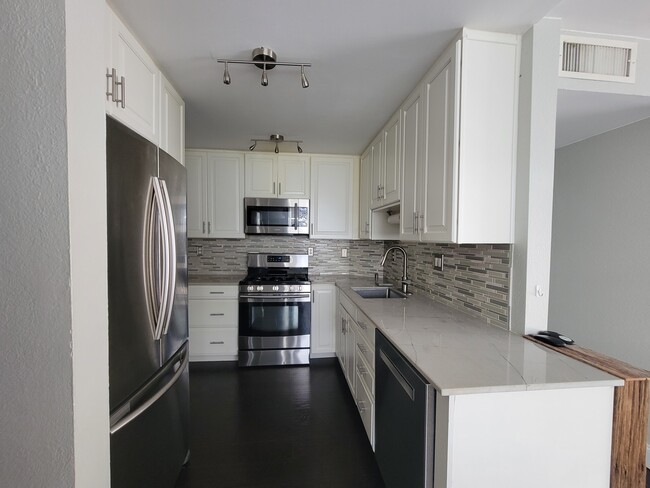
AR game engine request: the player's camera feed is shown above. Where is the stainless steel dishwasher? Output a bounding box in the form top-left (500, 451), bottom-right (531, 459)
top-left (375, 330), bottom-right (435, 488)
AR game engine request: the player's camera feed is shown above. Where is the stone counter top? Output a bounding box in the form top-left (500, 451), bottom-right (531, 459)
top-left (334, 276), bottom-right (622, 396)
top-left (188, 274), bottom-right (245, 285)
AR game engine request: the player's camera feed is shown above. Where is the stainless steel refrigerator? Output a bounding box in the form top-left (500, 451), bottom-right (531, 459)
top-left (106, 116), bottom-right (189, 487)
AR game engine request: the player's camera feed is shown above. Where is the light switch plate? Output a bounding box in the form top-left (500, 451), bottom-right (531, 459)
top-left (308, 247), bottom-right (314, 256)
top-left (433, 254), bottom-right (444, 271)
top-left (341, 248), bottom-right (348, 258)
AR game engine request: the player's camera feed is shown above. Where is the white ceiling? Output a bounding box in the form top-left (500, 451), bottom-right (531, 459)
top-left (110, 0), bottom-right (650, 154)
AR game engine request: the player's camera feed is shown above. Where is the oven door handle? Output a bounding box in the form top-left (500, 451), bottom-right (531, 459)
top-left (239, 295), bottom-right (311, 303)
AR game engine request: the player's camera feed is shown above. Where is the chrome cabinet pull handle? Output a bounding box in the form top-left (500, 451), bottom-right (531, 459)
top-left (209, 313), bottom-right (225, 316)
top-left (358, 321), bottom-right (367, 330)
top-left (279, 182), bottom-right (281, 195)
top-left (106, 68), bottom-right (117, 101)
top-left (208, 221), bottom-right (211, 234)
top-left (202, 221), bottom-right (206, 234)
top-left (310, 223), bottom-right (313, 234)
top-left (115, 75), bottom-right (125, 108)
top-left (209, 291), bottom-right (224, 295)
top-left (273, 182), bottom-right (276, 195)
top-left (210, 341), bottom-right (225, 345)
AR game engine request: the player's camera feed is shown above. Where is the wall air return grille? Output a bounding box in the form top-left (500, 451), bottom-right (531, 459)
top-left (559, 35), bottom-right (637, 83)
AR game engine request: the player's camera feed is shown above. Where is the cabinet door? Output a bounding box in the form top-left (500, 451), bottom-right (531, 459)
top-left (310, 284), bottom-right (336, 357)
top-left (186, 151), bottom-right (208, 238)
top-left (277, 155), bottom-right (310, 198)
top-left (108, 10), bottom-right (159, 144)
top-left (310, 156), bottom-right (356, 239)
top-left (159, 74), bottom-right (185, 165)
top-left (245, 154), bottom-right (277, 197)
top-left (420, 47), bottom-right (457, 243)
top-left (399, 88), bottom-right (422, 241)
top-left (359, 149), bottom-right (372, 239)
top-left (369, 135), bottom-right (383, 209)
top-left (382, 111), bottom-right (401, 205)
top-left (207, 152), bottom-right (245, 238)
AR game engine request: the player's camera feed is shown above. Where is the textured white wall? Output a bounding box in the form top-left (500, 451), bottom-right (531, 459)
top-left (549, 116), bottom-right (650, 458)
top-left (0, 1), bottom-right (75, 486)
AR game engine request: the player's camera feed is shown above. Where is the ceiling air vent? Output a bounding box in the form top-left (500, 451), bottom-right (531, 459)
top-left (559, 35), bottom-right (637, 83)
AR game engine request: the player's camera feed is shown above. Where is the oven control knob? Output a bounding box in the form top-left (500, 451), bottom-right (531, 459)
top-left (272, 285), bottom-right (279, 291)
top-left (257, 286), bottom-right (264, 292)
top-left (298, 286), bottom-right (303, 291)
top-left (247, 286), bottom-right (254, 292)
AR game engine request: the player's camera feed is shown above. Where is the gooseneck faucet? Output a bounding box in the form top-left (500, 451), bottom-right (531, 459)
top-left (380, 246), bottom-right (412, 295)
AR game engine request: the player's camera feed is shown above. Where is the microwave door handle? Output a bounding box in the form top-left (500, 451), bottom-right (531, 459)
top-left (294, 203), bottom-right (298, 230)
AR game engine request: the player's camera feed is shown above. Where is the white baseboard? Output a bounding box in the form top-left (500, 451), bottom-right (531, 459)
top-left (646, 443), bottom-right (649, 468)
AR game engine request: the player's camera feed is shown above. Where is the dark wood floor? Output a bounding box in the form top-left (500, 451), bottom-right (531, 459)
top-left (174, 359), bottom-right (385, 488)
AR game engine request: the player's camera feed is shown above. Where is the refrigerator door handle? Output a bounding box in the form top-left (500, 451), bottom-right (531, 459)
top-left (159, 179), bottom-right (176, 336)
top-left (110, 343), bottom-right (189, 435)
top-left (151, 177), bottom-right (171, 340)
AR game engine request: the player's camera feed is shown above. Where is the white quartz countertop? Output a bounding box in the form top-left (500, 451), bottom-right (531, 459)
top-left (334, 276), bottom-right (622, 396)
top-left (188, 274), bottom-right (245, 285)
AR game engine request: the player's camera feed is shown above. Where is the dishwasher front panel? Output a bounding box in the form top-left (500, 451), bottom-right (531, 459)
top-left (375, 330), bottom-right (435, 488)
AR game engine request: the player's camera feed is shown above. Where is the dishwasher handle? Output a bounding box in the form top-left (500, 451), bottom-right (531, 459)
top-left (379, 349), bottom-right (415, 401)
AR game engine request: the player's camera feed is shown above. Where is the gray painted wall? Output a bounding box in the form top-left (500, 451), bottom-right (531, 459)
top-left (549, 116), bottom-right (650, 447)
top-left (0, 1), bottom-right (75, 486)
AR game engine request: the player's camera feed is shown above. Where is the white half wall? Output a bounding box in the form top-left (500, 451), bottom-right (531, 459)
top-left (0, 2), bottom-right (75, 486)
top-left (549, 116), bottom-right (650, 467)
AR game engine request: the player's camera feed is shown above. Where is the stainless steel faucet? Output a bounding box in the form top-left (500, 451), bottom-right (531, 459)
top-left (380, 246), bottom-right (412, 295)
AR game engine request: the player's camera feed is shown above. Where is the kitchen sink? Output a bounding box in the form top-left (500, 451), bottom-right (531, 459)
top-left (352, 287), bottom-right (407, 299)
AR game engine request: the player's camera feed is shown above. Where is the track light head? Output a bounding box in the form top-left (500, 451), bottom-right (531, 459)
top-left (274, 142), bottom-right (279, 154)
top-left (261, 67), bottom-right (269, 86)
top-left (297, 143), bottom-right (303, 153)
top-left (300, 65), bottom-right (309, 88)
top-left (223, 62), bottom-right (231, 85)
top-left (249, 142), bottom-right (257, 151)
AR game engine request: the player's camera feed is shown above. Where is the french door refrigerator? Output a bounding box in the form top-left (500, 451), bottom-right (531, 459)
top-left (106, 116), bottom-right (189, 487)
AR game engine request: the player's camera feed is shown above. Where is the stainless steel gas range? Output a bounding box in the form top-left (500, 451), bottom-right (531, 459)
top-left (238, 254), bottom-right (311, 367)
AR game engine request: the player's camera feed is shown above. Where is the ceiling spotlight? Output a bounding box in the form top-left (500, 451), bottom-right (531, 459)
top-left (261, 66), bottom-right (269, 86)
top-left (223, 62), bottom-right (231, 85)
top-left (249, 134), bottom-right (303, 154)
top-left (301, 65), bottom-right (309, 88)
top-left (216, 47), bottom-right (311, 88)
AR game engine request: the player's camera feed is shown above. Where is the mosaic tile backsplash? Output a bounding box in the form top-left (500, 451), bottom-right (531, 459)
top-left (382, 242), bottom-right (511, 329)
top-left (188, 236), bottom-right (386, 277)
top-left (188, 237), bottom-right (511, 329)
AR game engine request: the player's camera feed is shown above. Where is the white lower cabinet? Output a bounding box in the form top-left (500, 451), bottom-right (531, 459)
top-left (188, 285), bottom-right (238, 361)
top-left (310, 284), bottom-right (336, 358)
top-left (337, 289), bottom-right (375, 449)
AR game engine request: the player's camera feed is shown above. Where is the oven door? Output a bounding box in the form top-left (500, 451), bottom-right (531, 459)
top-left (244, 198), bottom-right (309, 235)
top-left (239, 294), bottom-right (311, 350)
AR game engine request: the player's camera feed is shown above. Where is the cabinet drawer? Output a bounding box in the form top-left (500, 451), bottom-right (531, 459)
top-left (355, 369), bottom-right (375, 447)
top-left (189, 327), bottom-right (237, 357)
top-left (189, 285), bottom-right (238, 300)
top-left (355, 334), bottom-right (375, 376)
top-left (189, 299), bottom-right (238, 327)
top-left (339, 292), bottom-right (357, 321)
top-left (356, 310), bottom-right (375, 349)
top-left (355, 346), bottom-right (375, 398)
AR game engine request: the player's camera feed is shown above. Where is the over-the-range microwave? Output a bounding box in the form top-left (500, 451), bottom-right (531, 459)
top-left (244, 197), bottom-right (310, 235)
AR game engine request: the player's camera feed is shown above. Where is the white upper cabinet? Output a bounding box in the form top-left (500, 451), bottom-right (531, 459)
top-left (105, 6), bottom-right (159, 144)
top-left (359, 149), bottom-right (372, 239)
top-left (186, 150), bottom-right (245, 239)
top-left (382, 111), bottom-right (401, 205)
top-left (400, 29), bottom-right (518, 244)
top-left (245, 153), bottom-right (310, 198)
top-left (369, 134), bottom-right (383, 209)
top-left (159, 74), bottom-right (185, 165)
top-left (310, 155), bottom-right (358, 239)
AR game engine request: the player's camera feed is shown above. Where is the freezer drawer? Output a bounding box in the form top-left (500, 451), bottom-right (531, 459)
top-left (110, 344), bottom-right (189, 488)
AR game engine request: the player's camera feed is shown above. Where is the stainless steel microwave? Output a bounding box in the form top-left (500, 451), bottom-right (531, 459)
top-left (244, 198), bottom-right (310, 235)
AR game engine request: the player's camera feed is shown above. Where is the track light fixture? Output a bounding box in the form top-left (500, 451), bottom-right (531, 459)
top-left (217, 47), bottom-right (311, 88)
top-left (249, 134), bottom-right (304, 154)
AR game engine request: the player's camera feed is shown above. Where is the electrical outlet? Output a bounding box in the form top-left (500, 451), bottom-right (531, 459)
top-left (308, 247), bottom-right (314, 256)
top-left (341, 248), bottom-right (348, 258)
top-left (433, 254), bottom-right (444, 271)
top-left (196, 245), bottom-right (203, 257)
